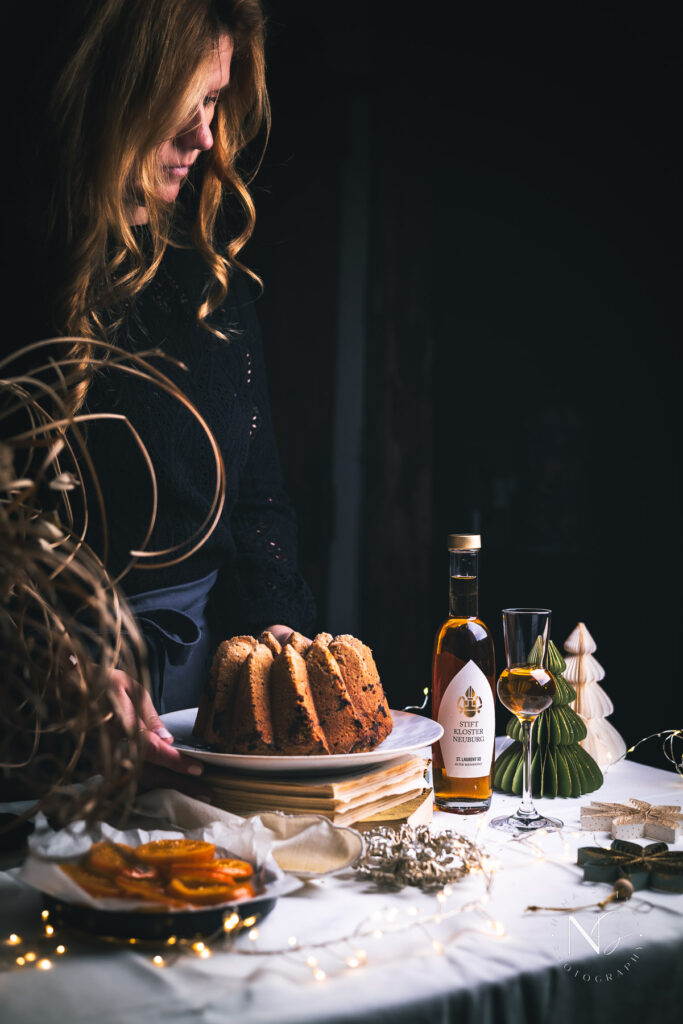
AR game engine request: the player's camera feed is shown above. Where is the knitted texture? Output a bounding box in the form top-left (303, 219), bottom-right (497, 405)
top-left (81, 240), bottom-right (316, 638)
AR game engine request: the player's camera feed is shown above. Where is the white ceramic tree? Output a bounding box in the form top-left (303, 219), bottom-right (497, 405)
top-left (563, 622), bottom-right (626, 770)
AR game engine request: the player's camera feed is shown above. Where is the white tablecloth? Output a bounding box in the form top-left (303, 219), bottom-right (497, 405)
top-left (1, 757), bottom-right (682, 1024)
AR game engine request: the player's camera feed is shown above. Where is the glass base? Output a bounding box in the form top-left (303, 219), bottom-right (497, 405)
top-left (435, 796), bottom-right (491, 815)
top-left (489, 811), bottom-right (563, 834)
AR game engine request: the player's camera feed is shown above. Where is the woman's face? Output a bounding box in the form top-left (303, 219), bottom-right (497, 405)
top-left (155, 32), bottom-right (233, 203)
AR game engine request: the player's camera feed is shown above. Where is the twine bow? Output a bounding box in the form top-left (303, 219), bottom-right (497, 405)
top-left (612, 799), bottom-right (681, 829)
top-left (578, 839), bottom-right (683, 893)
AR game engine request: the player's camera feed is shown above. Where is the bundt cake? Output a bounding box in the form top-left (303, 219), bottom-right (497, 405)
top-left (193, 631), bottom-right (393, 755)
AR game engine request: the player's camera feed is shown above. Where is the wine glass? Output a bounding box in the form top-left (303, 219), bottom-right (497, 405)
top-left (489, 608), bottom-right (563, 833)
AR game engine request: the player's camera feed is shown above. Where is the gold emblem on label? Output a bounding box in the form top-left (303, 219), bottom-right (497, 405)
top-left (457, 685), bottom-right (482, 718)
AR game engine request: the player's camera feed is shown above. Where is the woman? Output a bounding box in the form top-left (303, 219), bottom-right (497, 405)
top-left (15, 0), bottom-right (316, 783)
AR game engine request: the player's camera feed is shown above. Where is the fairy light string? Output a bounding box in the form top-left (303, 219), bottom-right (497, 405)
top-left (8, 726), bottom-right (678, 982)
top-left (3, 824), bottom-right (605, 980)
top-left (2, 892), bottom-right (507, 980)
top-left (617, 729), bottom-right (682, 777)
top-left (402, 687), bottom-right (429, 713)
top-left (6, 819), bottom-right (665, 982)
top-left (2, 828), bottom-right (507, 982)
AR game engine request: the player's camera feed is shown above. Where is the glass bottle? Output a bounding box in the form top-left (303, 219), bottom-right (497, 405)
top-left (431, 534), bottom-right (496, 812)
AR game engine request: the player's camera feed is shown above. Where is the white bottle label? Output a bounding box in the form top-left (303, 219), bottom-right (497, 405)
top-left (437, 660), bottom-right (495, 778)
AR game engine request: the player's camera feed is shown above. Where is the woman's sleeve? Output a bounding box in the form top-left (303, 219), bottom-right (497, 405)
top-left (222, 275), bottom-right (317, 636)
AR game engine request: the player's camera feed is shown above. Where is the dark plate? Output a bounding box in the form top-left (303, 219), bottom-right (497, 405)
top-left (42, 891), bottom-right (277, 941)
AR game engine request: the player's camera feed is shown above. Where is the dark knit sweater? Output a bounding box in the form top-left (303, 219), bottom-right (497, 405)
top-left (80, 240), bottom-right (315, 638)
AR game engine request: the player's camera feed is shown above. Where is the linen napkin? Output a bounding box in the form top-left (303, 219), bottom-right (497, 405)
top-left (132, 789), bottom-right (364, 878)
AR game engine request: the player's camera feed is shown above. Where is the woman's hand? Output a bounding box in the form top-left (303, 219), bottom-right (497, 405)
top-left (263, 624), bottom-right (297, 645)
top-left (109, 670), bottom-right (205, 788)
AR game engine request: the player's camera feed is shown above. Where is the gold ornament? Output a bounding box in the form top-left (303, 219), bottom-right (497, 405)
top-left (355, 824), bottom-right (490, 891)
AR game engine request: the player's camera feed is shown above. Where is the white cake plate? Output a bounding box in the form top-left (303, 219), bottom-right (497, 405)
top-left (160, 708), bottom-right (443, 774)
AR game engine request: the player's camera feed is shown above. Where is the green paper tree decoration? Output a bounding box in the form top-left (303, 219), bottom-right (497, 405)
top-left (493, 640), bottom-right (603, 797)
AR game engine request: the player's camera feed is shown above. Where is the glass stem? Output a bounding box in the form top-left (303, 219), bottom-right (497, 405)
top-left (517, 719), bottom-right (536, 819)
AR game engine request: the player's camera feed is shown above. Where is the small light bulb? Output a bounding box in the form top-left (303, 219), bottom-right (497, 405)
top-left (305, 955), bottom-right (318, 968)
top-left (56, 946), bottom-right (66, 955)
top-left (37, 959), bottom-right (52, 970)
top-left (41, 911), bottom-right (50, 921)
top-left (248, 928), bottom-right (259, 942)
top-left (192, 941), bottom-right (205, 953)
top-left (223, 913), bottom-right (240, 932)
top-left (436, 892), bottom-right (447, 904)
top-left (432, 940), bottom-right (443, 955)
top-left (152, 955), bottom-right (164, 967)
top-left (25, 952), bottom-right (37, 963)
top-left (287, 935), bottom-right (297, 947)
top-left (242, 915), bottom-right (257, 928)
top-left (16, 956), bottom-right (26, 966)
top-left (199, 948), bottom-right (211, 959)
top-left (314, 968), bottom-right (326, 982)
top-left (346, 956), bottom-right (360, 968)
top-left (7, 934), bottom-right (21, 945)
top-left (166, 936), bottom-right (177, 946)
top-left (44, 925), bottom-right (55, 937)
top-left (372, 929), bottom-right (383, 939)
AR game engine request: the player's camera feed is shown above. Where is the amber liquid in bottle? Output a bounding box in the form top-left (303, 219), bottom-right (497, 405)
top-left (432, 570), bottom-right (496, 813)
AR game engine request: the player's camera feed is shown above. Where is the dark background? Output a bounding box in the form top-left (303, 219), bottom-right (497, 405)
top-left (245, 1), bottom-right (681, 767)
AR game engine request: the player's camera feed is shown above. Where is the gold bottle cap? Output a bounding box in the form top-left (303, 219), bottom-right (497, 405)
top-left (448, 533), bottom-right (481, 550)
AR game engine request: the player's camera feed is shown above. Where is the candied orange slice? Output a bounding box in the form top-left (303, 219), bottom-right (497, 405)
top-left (166, 866), bottom-right (238, 885)
top-left (86, 841), bottom-right (137, 877)
top-left (118, 862), bottom-right (160, 882)
top-left (212, 857), bottom-right (254, 879)
top-left (115, 876), bottom-right (188, 908)
top-left (135, 839), bottom-right (215, 865)
top-left (60, 863), bottom-right (123, 899)
top-left (221, 882), bottom-right (256, 903)
top-left (167, 876), bottom-right (255, 906)
top-left (165, 857), bottom-right (253, 883)
top-left (167, 876), bottom-right (234, 905)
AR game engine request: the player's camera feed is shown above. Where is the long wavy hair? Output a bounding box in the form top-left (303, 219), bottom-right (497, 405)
top-left (31, 0), bottom-right (270, 412)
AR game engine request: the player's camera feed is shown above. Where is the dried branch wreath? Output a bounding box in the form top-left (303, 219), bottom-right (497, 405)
top-left (0, 339), bottom-right (225, 832)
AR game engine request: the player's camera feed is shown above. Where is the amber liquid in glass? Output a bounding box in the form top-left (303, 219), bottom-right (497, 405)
top-left (497, 667), bottom-right (555, 721)
top-left (431, 575), bottom-right (496, 813)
